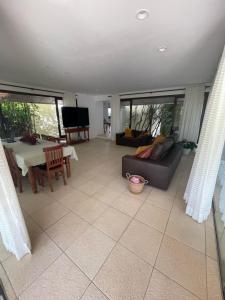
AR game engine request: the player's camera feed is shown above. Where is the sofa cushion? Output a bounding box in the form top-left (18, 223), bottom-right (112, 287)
top-left (136, 145), bottom-right (153, 159)
top-left (135, 145), bottom-right (150, 155)
top-left (150, 137), bottom-right (174, 161)
top-left (160, 137), bottom-right (175, 159)
top-left (124, 128), bottom-right (132, 138)
top-left (150, 142), bottom-right (164, 160)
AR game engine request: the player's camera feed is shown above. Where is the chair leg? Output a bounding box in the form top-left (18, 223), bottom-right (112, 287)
top-left (65, 157), bottom-right (71, 177)
top-left (47, 173), bottom-right (54, 192)
top-left (62, 169), bottom-right (67, 185)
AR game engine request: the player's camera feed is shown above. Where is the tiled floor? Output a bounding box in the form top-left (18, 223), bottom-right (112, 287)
top-left (0, 139), bottom-right (223, 300)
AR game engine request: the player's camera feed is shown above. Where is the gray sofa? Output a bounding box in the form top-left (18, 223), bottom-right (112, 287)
top-left (122, 143), bottom-right (183, 190)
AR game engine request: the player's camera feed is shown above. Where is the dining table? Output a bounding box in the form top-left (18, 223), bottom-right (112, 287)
top-left (2, 138), bottom-right (78, 193)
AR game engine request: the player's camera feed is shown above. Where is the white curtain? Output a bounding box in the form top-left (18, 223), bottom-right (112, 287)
top-left (0, 140), bottom-right (31, 260)
top-left (111, 94), bottom-right (121, 140)
top-left (184, 47), bottom-right (225, 222)
top-left (179, 85), bottom-right (205, 143)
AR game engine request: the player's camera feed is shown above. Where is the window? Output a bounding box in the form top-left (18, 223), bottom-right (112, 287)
top-left (121, 96), bottom-right (184, 136)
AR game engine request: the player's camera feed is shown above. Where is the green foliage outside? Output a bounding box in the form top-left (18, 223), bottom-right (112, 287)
top-left (0, 101), bottom-right (60, 139)
top-left (0, 101), bottom-right (38, 138)
top-left (34, 103), bottom-right (59, 137)
top-left (130, 103), bottom-right (175, 136)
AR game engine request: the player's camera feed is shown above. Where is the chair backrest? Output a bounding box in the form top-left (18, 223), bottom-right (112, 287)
top-left (3, 146), bottom-right (20, 174)
top-left (41, 134), bottom-right (59, 143)
top-left (43, 145), bottom-right (64, 170)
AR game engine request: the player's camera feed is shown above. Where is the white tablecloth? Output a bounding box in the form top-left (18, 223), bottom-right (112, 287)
top-left (3, 140), bottom-right (78, 176)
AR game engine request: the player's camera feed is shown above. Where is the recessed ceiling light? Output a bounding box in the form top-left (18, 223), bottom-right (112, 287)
top-left (158, 46), bottom-right (167, 52)
top-left (136, 9), bottom-right (149, 20)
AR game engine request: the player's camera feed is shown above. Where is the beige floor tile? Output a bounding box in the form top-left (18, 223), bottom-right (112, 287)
top-left (2, 233), bottom-right (61, 296)
top-left (166, 211), bottom-right (205, 253)
top-left (155, 236), bottom-right (207, 300)
top-left (18, 192), bottom-right (55, 214)
top-left (111, 193), bottom-right (143, 217)
top-left (19, 254), bottom-right (90, 300)
top-left (206, 226), bottom-right (218, 260)
top-left (207, 257), bottom-right (223, 300)
top-left (78, 179), bottom-right (105, 196)
top-left (171, 195), bottom-right (187, 215)
top-left (0, 236), bottom-right (11, 262)
top-left (69, 176), bottom-right (89, 189)
top-left (93, 187), bottom-right (121, 205)
top-left (147, 189), bottom-right (174, 211)
top-left (23, 214), bottom-right (43, 241)
top-left (46, 212), bottom-right (90, 250)
top-left (66, 227), bottom-right (115, 279)
top-left (120, 219), bottom-right (163, 265)
top-left (144, 269), bottom-right (199, 300)
top-left (136, 202), bottom-right (169, 233)
top-left (107, 178), bottom-right (127, 192)
top-left (0, 264), bottom-right (17, 300)
top-left (31, 202), bottom-right (69, 230)
top-left (94, 207), bottom-right (131, 241)
top-left (123, 186), bottom-right (152, 201)
top-left (72, 198), bottom-right (108, 223)
top-left (58, 189), bottom-right (90, 210)
top-left (81, 284), bottom-right (109, 300)
top-left (47, 183), bottom-right (76, 201)
top-left (94, 244), bottom-right (152, 300)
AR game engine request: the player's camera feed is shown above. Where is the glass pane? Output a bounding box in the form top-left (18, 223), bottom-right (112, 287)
top-left (120, 100), bottom-right (184, 135)
top-left (121, 105), bottom-right (130, 129)
top-left (213, 142), bottom-right (225, 294)
top-left (0, 100), bottom-right (60, 138)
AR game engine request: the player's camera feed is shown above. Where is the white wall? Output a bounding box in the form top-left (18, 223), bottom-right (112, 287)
top-left (111, 94), bottom-right (121, 140)
top-left (63, 92), bottom-right (104, 139)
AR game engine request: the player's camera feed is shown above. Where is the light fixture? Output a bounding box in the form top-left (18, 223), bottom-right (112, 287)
top-left (136, 9), bottom-right (149, 20)
top-left (158, 46), bottom-right (167, 52)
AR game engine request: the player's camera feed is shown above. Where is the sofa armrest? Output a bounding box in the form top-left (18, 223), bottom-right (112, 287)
top-left (122, 154), bottom-right (178, 190)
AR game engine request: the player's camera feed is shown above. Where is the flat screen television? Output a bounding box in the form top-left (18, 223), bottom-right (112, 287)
top-left (61, 107), bottom-right (89, 128)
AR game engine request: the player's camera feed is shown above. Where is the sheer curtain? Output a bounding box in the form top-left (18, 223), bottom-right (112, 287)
top-left (0, 140), bottom-right (31, 260)
top-left (184, 47), bottom-right (225, 222)
top-left (179, 85), bottom-right (205, 143)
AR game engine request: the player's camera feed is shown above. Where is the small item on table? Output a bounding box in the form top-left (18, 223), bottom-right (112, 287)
top-left (20, 134), bottom-right (37, 145)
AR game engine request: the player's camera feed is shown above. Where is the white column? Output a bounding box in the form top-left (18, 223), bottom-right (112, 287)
top-left (0, 140), bottom-right (31, 260)
top-left (111, 94), bottom-right (121, 141)
top-left (179, 85), bottom-right (205, 143)
top-left (184, 47), bottom-right (225, 222)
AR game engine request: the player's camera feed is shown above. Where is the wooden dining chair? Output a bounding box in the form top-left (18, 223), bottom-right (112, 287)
top-left (41, 134), bottom-right (60, 143)
top-left (35, 145), bottom-right (66, 192)
top-left (3, 146), bottom-right (23, 193)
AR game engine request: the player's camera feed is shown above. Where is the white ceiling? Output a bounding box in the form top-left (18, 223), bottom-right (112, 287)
top-left (0, 0), bottom-right (225, 94)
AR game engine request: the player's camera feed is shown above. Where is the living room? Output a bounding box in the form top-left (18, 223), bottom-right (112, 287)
top-left (0, 1), bottom-right (225, 300)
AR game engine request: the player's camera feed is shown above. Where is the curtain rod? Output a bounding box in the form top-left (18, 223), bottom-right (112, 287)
top-left (0, 82), bottom-right (64, 95)
top-left (120, 88), bottom-right (185, 97)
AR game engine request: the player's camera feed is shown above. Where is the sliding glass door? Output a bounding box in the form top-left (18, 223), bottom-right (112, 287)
top-left (213, 142), bottom-right (225, 296)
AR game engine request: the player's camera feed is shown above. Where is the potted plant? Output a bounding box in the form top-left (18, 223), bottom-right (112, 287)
top-left (183, 141), bottom-right (192, 155)
top-left (189, 141), bottom-right (197, 153)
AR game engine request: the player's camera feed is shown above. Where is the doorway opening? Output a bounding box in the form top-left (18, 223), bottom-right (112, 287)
top-left (98, 100), bottom-right (111, 139)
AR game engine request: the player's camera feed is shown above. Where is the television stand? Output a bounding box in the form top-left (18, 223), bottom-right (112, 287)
top-left (65, 127), bottom-right (89, 145)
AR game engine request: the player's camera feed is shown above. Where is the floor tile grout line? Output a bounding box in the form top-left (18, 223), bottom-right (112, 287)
top-left (0, 261), bottom-right (18, 299)
top-left (10, 145), bottom-right (209, 300)
top-left (145, 183), bottom-right (208, 300)
top-left (90, 189), bottom-right (152, 294)
top-left (153, 267), bottom-right (203, 300)
top-left (164, 231), bottom-right (206, 256)
top-left (8, 250), bottom-right (62, 298)
top-left (141, 189), bottom-right (176, 300)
